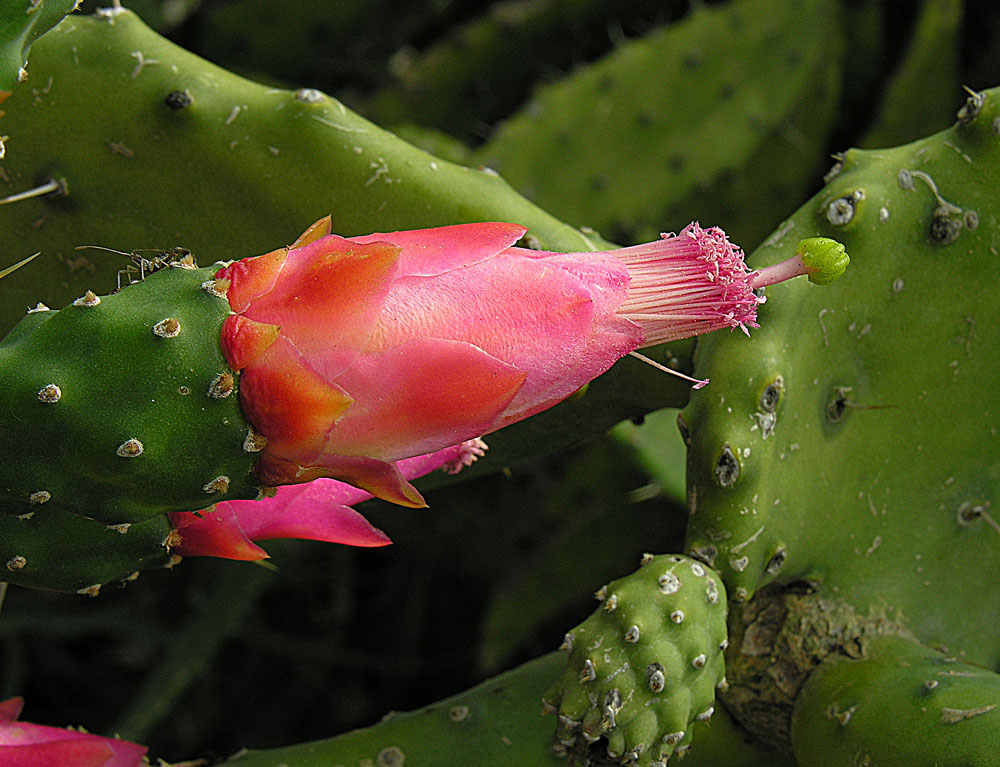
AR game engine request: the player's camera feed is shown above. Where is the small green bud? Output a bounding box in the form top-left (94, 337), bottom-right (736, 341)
top-left (796, 237), bottom-right (849, 285)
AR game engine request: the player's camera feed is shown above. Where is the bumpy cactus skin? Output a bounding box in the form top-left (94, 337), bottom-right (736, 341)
top-left (677, 86), bottom-right (1000, 759)
top-left (0, 501), bottom-right (172, 595)
top-left (543, 554), bottom-right (727, 765)
top-left (473, 0), bottom-right (844, 247)
top-left (0, 262), bottom-right (257, 524)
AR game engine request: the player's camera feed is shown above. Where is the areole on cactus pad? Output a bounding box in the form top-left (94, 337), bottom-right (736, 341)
top-left (0, 217), bottom-right (845, 529)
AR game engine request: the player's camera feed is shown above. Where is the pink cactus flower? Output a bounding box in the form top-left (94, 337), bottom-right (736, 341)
top-left (169, 439), bottom-right (487, 559)
top-left (215, 218), bottom-right (841, 509)
top-left (0, 697), bottom-right (146, 767)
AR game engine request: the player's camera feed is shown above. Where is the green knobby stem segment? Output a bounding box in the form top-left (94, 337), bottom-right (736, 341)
top-left (0, 264), bottom-right (257, 525)
top-left (225, 648), bottom-right (793, 767)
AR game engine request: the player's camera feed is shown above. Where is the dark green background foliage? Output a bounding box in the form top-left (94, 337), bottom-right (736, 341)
top-left (2, 0), bottom-right (999, 763)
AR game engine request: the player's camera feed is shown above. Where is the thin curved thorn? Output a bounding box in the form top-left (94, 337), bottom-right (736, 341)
top-left (0, 178), bottom-right (64, 205)
top-left (0, 252), bottom-right (40, 280)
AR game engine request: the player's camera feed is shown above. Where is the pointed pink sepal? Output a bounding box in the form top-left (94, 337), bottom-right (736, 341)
top-left (0, 741), bottom-right (119, 767)
top-left (0, 698), bottom-right (22, 721)
top-left (168, 439), bottom-right (488, 560)
top-left (169, 498), bottom-right (390, 561)
top-left (239, 336), bottom-right (354, 460)
top-left (217, 247), bottom-right (288, 313)
top-left (293, 453), bottom-right (429, 508)
top-left (220, 314), bottom-right (281, 371)
top-left (290, 215), bottom-right (333, 248)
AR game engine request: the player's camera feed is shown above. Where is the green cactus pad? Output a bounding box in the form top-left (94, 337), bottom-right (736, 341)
top-left (227, 651), bottom-right (569, 767)
top-left (543, 554), bottom-right (728, 765)
top-left (0, 261), bottom-right (258, 524)
top-left (793, 635), bottom-right (1000, 767)
top-left (858, 0), bottom-right (963, 149)
top-left (0, 498), bottom-right (172, 594)
top-left (0, 9), bottom-right (697, 481)
top-left (472, 0), bottom-right (845, 247)
top-left (364, 0), bottom-right (668, 142)
top-left (681, 85), bottom-right (1000, 666)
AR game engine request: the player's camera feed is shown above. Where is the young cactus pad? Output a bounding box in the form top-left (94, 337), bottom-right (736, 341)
top-left (0, 261), bottom-right (258, 524)
top-left (543, 554), bottom-right (728, 766)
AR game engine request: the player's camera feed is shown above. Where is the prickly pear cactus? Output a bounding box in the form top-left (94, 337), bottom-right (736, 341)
top-left (364, 0), bottom-right (668, 142)
top-left (0, 260), bottom-right (258, 524)
top-left (231, 653), bottom-right (570, 767)
top-left (793, 634), bottom-right (1000, 765)
top-left (676, 85), bottom-right (1000, 762)
top-left (543, 554), bottom-right (727, 765)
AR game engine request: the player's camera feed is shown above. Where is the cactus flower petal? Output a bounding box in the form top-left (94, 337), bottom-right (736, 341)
top-left (221, 246), bottom-right (288, 313)
top-left (169, 501), bottom-right (389, 560)
top-left (170, 440), bottom-right (488, 559)
top-left (348, 221), bottom-right (527, 276)
top-left (265, 452), bottom-right (428, 508)
top-left (0, 697), bottom-right (147, 767)
top-left (321, 337), bottom-right (526, 461)
top-left (220, 314), bottom-right (281, 370)
top-left (221, 218), bottom-right (786, 503)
